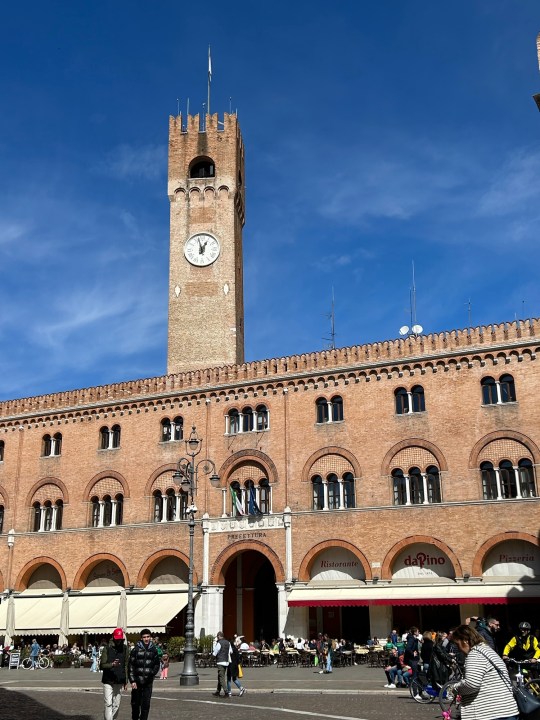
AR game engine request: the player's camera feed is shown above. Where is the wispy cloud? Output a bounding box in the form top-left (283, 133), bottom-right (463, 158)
top-left (94, 143), bottom-right (166, 181)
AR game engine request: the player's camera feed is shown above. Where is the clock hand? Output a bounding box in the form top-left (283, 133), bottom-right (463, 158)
top-left (198, 238), bottom-right (204, 254)
top-left (201, 241), bottom-right (208, 253)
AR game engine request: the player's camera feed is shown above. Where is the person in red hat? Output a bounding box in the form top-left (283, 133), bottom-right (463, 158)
top-left (100, 628), bottom-right (129, 720)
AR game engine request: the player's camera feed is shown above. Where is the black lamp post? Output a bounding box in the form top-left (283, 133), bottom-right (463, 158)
top-left (173, 426), bottom-right (220, 686)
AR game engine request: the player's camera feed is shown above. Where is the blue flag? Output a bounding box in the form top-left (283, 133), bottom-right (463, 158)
top-left (248, 487), bottom-right (263, 516)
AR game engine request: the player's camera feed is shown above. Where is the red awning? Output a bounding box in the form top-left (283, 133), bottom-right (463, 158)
top-left (287, 584), bottom-right (540, 608)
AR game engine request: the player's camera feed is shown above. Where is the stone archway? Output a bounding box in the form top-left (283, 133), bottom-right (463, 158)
top-left (213, 543), bottom-right (282, 642)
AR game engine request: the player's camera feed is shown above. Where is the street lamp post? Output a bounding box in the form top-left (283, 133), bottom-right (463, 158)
top-left (173, 426), bottom-right (220, 687)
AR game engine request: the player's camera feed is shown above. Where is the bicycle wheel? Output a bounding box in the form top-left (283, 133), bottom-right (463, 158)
top-left (38, 656), bottom-right (50, 669)
top-left (410, 678), bottom-right (436, 703)
top-left (439, 681), bottom-right (460, 712)
top-left (21, 657), bottom-right (32, 669)
top-left (524, 678), bottom-right (540, 697)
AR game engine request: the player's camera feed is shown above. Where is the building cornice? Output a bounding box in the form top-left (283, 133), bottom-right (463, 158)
top-left (1, 319), bottom-right (539, 424)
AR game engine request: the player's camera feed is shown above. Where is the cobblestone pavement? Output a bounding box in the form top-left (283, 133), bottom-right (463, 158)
top-left (0, 664), bottom-right (445, 720)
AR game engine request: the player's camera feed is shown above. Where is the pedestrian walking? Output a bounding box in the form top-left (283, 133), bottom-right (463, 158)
top-left (128, 628), bottom-right (160, 720)
top-left (30, 638), bottom-right (40, 669)
top-left (451, 624), bottom-right (518, 720)
top-left (212, 631), bottom-right (231, 697)
top-left (100, 628), bottom-right (129, 720)
top-left (227, 641), bottom-right (246, 696)
top-left (160, 653), bottom-right (169, 680)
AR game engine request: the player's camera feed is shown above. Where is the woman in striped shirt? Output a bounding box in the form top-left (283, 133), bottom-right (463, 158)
top-left (452, 625), bottom-right (518, 720)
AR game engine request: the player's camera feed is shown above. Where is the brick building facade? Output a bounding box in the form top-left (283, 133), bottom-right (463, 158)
top-left (0, 113), bottom-right (539, 644)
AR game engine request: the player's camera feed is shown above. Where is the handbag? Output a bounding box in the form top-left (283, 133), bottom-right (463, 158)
top-left (238, 664), bottom-right (243, 678)
top-left (476, 647), bottom-right (540, 717)
top-left (513, 685), bottom-right (540, 716)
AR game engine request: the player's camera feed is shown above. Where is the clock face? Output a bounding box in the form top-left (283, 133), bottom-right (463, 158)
top-left (184, 233), bottom-right (221, 267)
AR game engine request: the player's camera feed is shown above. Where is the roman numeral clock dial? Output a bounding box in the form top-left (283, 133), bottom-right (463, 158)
top-left (184, 233), bottom-right (221, 267)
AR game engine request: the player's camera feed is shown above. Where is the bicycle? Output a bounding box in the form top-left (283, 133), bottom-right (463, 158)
top-left (21, 654), bottom-right (50, 669)
top-left (411, 654), bottom-right (463, 705)
top-left (505, 658), bottom-right (540, 696)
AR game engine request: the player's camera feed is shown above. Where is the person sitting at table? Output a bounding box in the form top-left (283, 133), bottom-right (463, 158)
top-left (296, 638), bottom-right (305, 651)
top-left (239, 639), bottom-right (250, 652)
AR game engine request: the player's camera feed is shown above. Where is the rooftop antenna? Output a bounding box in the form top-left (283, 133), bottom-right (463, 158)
top-left (323, 287), bottom-right (337, 350)
top-left (177, 98), bottom-right (180, 116)
top-left (229, 96), bottom-right (232, 114)
top-left (399, 261), bottom-right (423, 338)
top-left (466, 299), bottom-right (472, 332)
top-left (534, 32), bottom-right (540, 110)
top-left (207, 45), bottom-right (212, 116)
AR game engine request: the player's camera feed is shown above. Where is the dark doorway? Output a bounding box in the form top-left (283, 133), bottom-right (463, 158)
top-left (223, 550), bottom-right (277, 642)
top-left (307, 606), bottom-right (370, 642)
top-left (392, 604), bottom-right (461, 634)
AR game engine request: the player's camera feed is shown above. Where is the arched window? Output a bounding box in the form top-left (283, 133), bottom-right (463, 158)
top-left (481, 461), bottom-right (498, 499)
top-left (115, 494), bottom-right (124, 525)
top-left (100, 426), bottom-right (110, 450)
top-left (161, 418), bottom-right (172, 442)
top-left (411, 386), bottom-right (425, 413)
top-left (331, 396), bottom-right (344, 422)
top-left (312, 475), bottom-right (325, 510)
top-left (242, 407), bottom-right (254, 432)
top-left (100, 425), bottom-right (121, 449)
top-left (481, 377), bottom-right (498, 405)
top-left (518, 459), bottom-right (536, 498)
top-left (91, 496), bottom-right (100, 527)
top-left (259, 479), bottom-right (271, 514)
top-left (499, 374), bottom-right (516, 403)
top-left (343, 472), bottom-right (355, 509)
top-left (166, 489), bottom-right (176, 522)
top-left (33, 502), bottom-right (41, 532)
top-left (53, 432), bottom-right (62, 456)
top-left (392, 468), bottom-right (407, 505)
top-left (33, 499), bottom-right (62, 532)
top-left (228, 409), bottom-right (240, 435)
top-left (0, 440), bottom-right (4, 462)
top-left (161, 416), bottom-right (183, 442)
top-left (172, 416), bottom-right (183, 441)
top-left (153, 490), bottom-right (163, 522)
top-left (111, 425), bottom-right (121, 448)
top-left (315, 398), bottom-right (329, 424)
top-left (189, 158), bottom-right (215, 178)
top-left (499, 460), bottom-right (517, 498)
top-left (0, 504), bottom-right (3, 533)
top-left (426, 466), bottom-right (441, 503)
top-left (42, 434), bottom-right (52, 457)
top-left (103, 495), bottom-right (113, 526)
top-left (230, 481), bottom-right (243, 516)
top-left (395, 388), bottom-right (409, 415)
top-left (327, 473), bottom-right (339, 509)
top-left (256, 405), bottom-right (269, 431)
top-left (409, 467), bottom-right (424, 504)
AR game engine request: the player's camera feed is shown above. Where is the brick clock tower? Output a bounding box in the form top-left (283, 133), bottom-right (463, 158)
top-left (167, 112), bottom-right (245, 374)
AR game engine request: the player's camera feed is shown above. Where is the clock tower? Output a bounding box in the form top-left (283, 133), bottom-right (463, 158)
top-left (167, 112), bottom-right (245, 374)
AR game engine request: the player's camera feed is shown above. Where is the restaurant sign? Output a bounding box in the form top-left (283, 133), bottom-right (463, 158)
top-left (483, 540), bottom-right (539, 577)
top-left (310, 548), bottom-right (365, 581)
top-left (393, 543), bottom-right (454, 579)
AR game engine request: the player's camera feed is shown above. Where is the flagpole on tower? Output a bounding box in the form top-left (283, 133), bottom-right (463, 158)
top-left (207, 45), bottom-right (212, 116)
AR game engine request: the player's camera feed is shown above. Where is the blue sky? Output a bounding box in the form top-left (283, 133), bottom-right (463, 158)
top-left (1, 1), bottom-right (539, 401)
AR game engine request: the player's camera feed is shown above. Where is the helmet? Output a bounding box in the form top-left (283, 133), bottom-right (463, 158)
top-left (518, 622), bottom-right (531, 631)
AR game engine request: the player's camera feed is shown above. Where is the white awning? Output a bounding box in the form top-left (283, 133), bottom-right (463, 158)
top-left (6, 590), bottom-right (63, 636)
top-left (0, 585), bottom-right (189, 636)
top-left (68, 590), bottom-right (120, 633)
top-left (287, 582), bottom-right (540, 607)
top-left (126, 586), bottom-right (188, 633)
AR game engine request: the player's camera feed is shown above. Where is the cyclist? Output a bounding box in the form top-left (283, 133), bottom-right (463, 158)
top-left (503, 622), bottom-right (540, 664)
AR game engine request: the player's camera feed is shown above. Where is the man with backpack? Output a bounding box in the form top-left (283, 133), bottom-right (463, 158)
top-left (100, 628), bottom-right (129, 720)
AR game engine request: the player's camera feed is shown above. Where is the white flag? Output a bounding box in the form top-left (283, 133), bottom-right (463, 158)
top-left (208, 46), bottom-right (212, 83)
